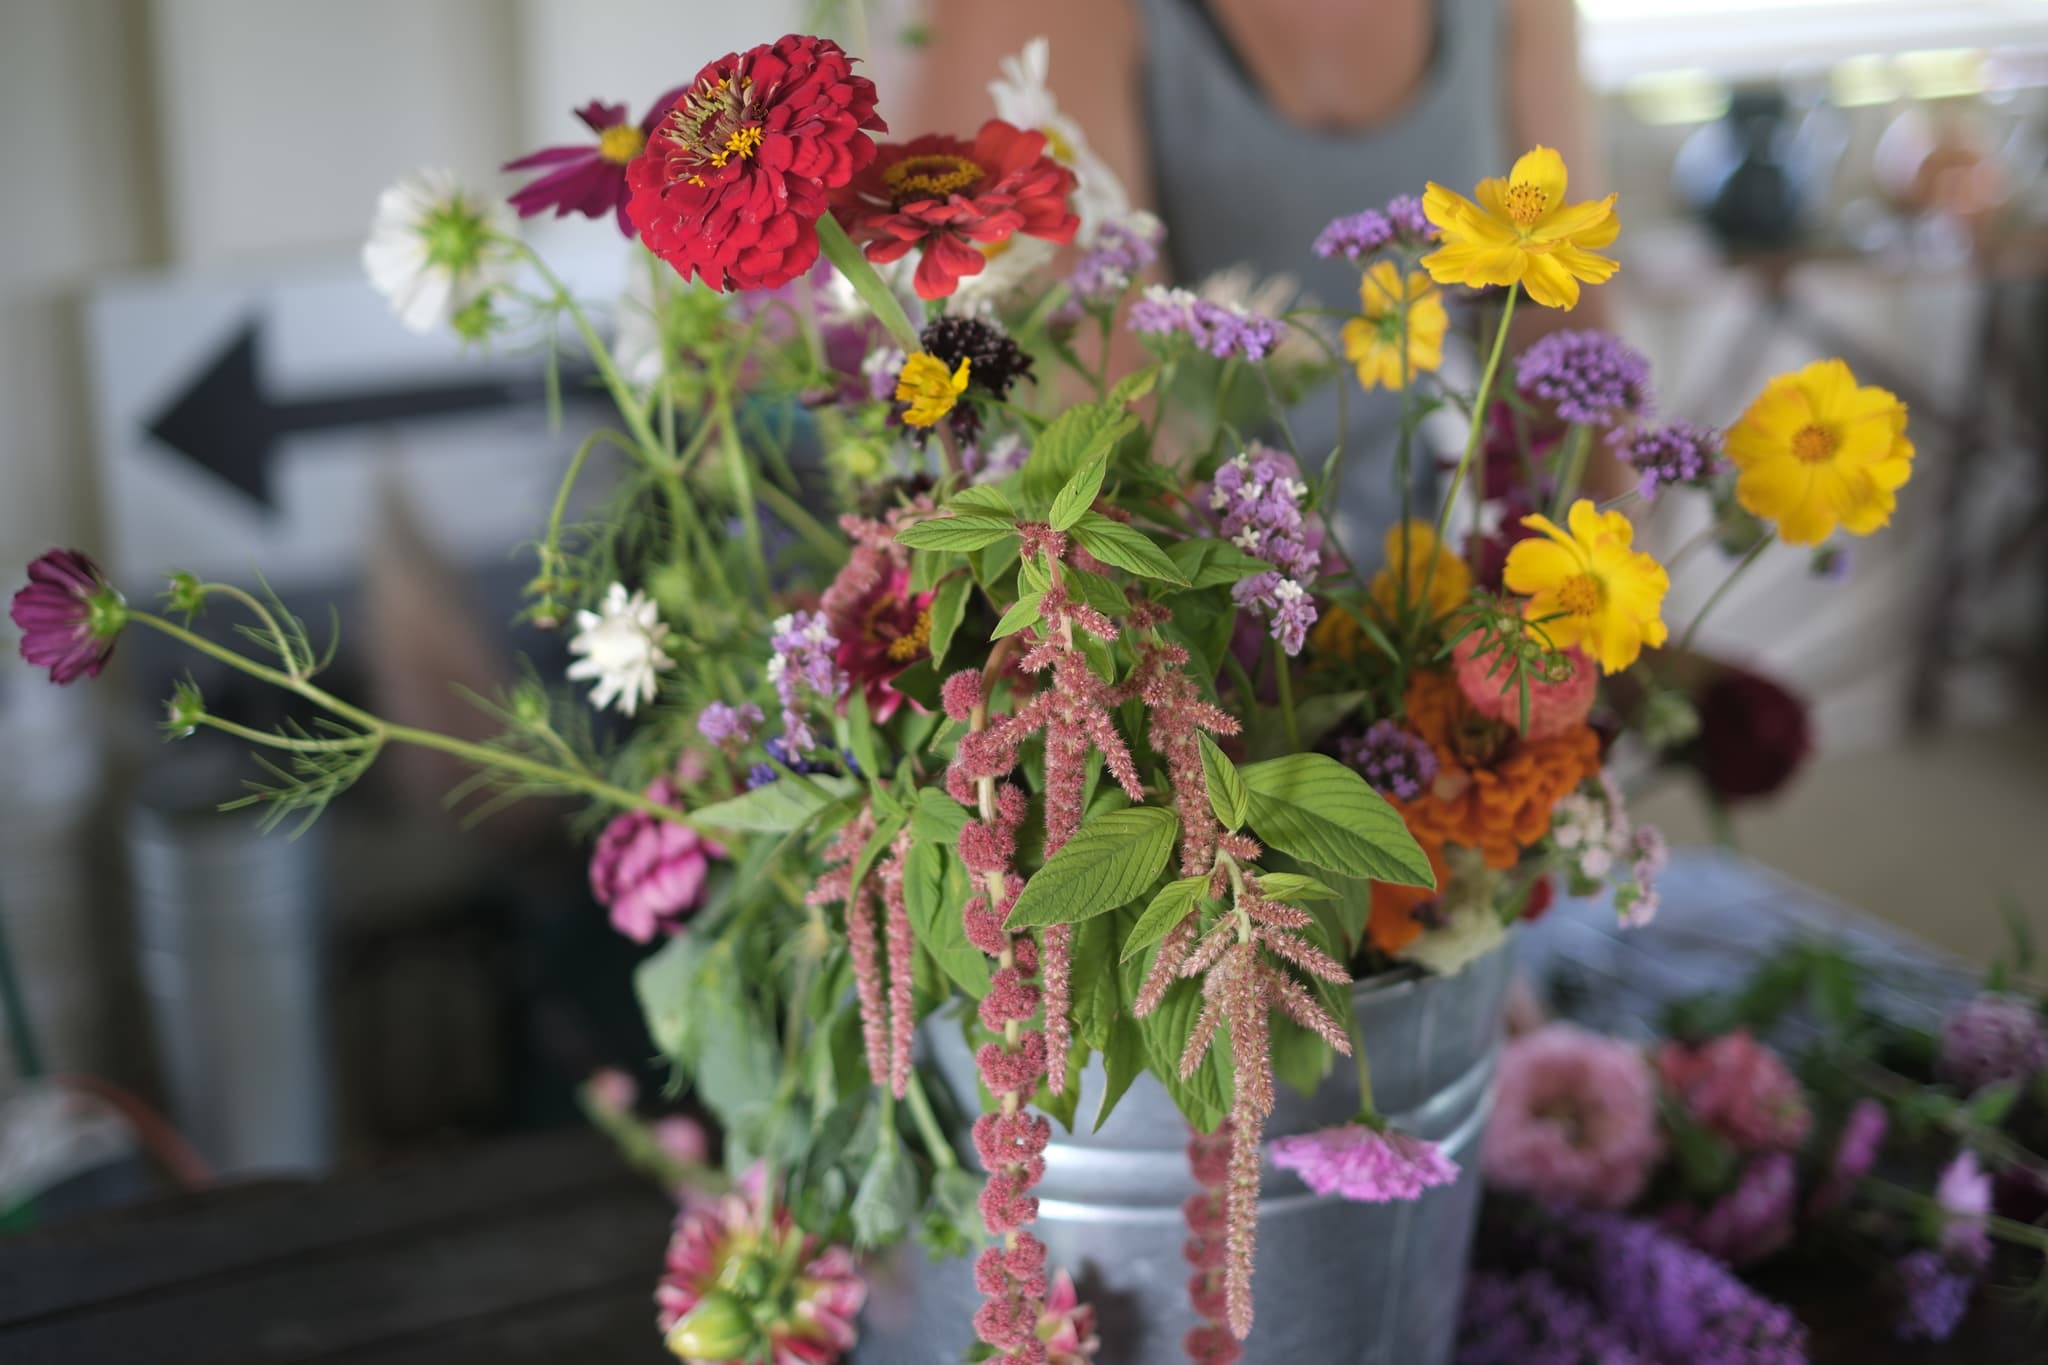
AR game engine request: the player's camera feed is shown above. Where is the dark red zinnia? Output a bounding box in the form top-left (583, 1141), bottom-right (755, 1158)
top-left (834, 119), bottom-right (1079, 300)
top-left (11, 549), bottom-right (124, 684)
top-left (1688, 663), bottom-right (1813, 803)
top-left (625, 34), bottom-right (884, 293)
top-left (504, 89), bottom-right (687, 236)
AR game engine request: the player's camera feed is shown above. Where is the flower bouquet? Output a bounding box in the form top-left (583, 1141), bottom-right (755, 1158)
top-left (11, 26), bottom-right (1917, 1365)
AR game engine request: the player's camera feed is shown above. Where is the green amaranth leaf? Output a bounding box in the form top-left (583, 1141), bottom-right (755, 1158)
top-left (1004, 806), bottom-right (1180, 929)
top-left (1239, 753), bottom-right (1433, 886)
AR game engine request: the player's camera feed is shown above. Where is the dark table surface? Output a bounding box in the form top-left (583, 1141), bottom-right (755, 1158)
top-left (1, 850), bottom-right (2040, 1363)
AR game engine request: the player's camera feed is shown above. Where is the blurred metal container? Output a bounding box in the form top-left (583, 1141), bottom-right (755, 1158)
top-left (126, 759), bottom-right (334, 1174)
top-left (857, 943), bottom-right (1512, 1365)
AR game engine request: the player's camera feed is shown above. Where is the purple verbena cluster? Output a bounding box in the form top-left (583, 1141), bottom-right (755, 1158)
top-left (1208, 444), bottom-right (1321, 654)
top-left (1619, 421), bottom-right (1721, 499)
top-left (696, 700), bottom-right (763, 749)
top-left (1314, 195), bottom-right (1439, 261)
top-left (1518, 330), bottom-right (1655, 426)
top-left (1339, 720), bottom-right (1439, 801)
top-left (1457, 1270), bottom-right (1643, 1365)
top-left (765, 609), bottom-right (845, 756)
top-left (1067, 211), bottom-right (1164, 307)
top-left (1129, 285), bottom-right (1285, 362)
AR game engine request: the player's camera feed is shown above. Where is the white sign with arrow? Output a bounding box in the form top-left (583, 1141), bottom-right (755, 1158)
top-left (86, 246), bottom-right (625, 590)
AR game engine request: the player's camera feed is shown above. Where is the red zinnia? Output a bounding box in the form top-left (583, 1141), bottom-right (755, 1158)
top-left (504, 89), bottom-right (686, 236)
top-left (625, 34), bottom-right (884, 293)
top-left (834, 119), bottom-right (1079, 300)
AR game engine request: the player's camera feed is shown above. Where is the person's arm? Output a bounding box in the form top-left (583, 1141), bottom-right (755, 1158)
top-left (897, 2), bottom-right (1156, 213)
top-left (1503, 0), bottom-right (1631, 499)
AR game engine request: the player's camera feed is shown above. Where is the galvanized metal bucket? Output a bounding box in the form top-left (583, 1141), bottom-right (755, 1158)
top-left (857, 941), bottom-right (1511, 1365)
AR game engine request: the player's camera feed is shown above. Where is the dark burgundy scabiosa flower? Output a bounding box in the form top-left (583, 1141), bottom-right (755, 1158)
top-left (835, 119), bottom-right (1079, 300)
top-left (625, 34), bottom-right (885, 292)
top-left (503, 89), bottom-right (686, 235)
top-left (1686, 663), bottom-right (1813, 803)
top-left (11, 549), bottom-right (125, 684)
top-left (917, 315), bottom-right (1034, 442)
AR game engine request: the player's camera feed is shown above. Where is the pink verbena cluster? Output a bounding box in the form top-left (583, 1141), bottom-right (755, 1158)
top-left (806, 805), bottom-right (914, 1098)
top-left (1182, 1124), bottom-right (1243, 1365)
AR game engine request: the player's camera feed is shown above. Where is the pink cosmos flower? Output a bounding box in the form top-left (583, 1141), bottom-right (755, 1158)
top-left (1269, 1122), bottom-right (1460, 1202)
top-left (656, 1168), bottom-right (864, 1364)
top-left (504, 89), bottom-right (686, 235)
top-left (588, 776), bottom-right (726, 943)
top-left (1654, 1030), bottom-right (1811, 1153)
top-left (1936, 1150), bottom-right (1992, 1265)
top-left (1484, 1023), bottom-right (1664, 1209)
top-left (11, 549), bottom-right (124, 684)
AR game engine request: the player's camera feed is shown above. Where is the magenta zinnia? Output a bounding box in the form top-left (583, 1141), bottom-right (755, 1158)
top-left (11, 549), bottom-right (125, 684)
top-left (626, 34), bottom-right (885, 292)
top-left (504, 89), bottom-right (686, 235)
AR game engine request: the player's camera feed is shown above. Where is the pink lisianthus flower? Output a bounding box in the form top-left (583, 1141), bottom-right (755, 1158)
top-left (1665, 1151), bottom-right (1797, 1266)
top-left (1808, 1098), bottom-right (1887, 1216)
top-left (1451, 634), bottom-right (1596, 741)
top-left (1654, 1030), bottom-right (1811, 1153)
top-left (1038, 1268), bottom-right (1101, 1364)
top-left (656, 1167), bottom-right (865, 1364)
top-left (1269, 1122), bottom-right (1460, 1203)
top-left (504, 89), bottom-right (686, 235)
top-left (1935, 1150), bottom-right (1993, 1266)
top-left (1483, 1023), bottom-right (1664, 1209)
top-left (588, 776), bottom-right (725, 943)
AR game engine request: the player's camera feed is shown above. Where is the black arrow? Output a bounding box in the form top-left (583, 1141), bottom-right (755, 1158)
top-left (145, 319), bottom-right (543, 510)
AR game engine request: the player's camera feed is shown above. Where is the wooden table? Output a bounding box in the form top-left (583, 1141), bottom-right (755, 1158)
top-left (0, 851), bottom-right (2037, 1363)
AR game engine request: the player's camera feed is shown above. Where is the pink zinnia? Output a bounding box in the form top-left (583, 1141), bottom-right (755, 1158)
top-left (1484, 1023), bottom-right (1664, 1209)
top-left (1451, 634), bottom-right (1596, 741)
top-left (588, 777), bottom-right (725, 943)
top-left (655, 1168), bottom-right (865, 1363)
top-left (11, 548), bottom-right (125, 684)
top-left (1269, 1122), bottom-right (1460, 1203)
top-left (504, 89), bottom-right (686, 235)
top-left (1654, 1030), bottom-right (1811, 1153)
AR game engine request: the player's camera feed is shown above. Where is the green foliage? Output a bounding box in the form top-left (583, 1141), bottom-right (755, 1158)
top-left (1239, 753), bottom-right (1435, 887)
top-left (1018, 402), bottom-right (1139, 510)
top-left (691, 774), bottom-right (860, 833)
top-left (634, 932), bottom-right (781, 1135)
top-left (1165, 537), bottom-right (1271, 590)
top-left (925, 573), bottom-right (973, 669)
top-left (1123, 875), bottom-right (1211, 962)
top-left (1068, 513), bottom-right (1189, 585)
top-left (1198, 734), bottom-right (1249, 830)
top-left (896, 514), bottom-right (1017, 553)
top-left (1049, 451), bottom-right (1110, 531)
top-left (903, 837), bottom-right (990, 997)
top-left (1004, 806), bottom-right (1182, 929)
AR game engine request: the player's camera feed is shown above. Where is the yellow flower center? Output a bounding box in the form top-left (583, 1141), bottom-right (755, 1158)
top-left (883, 155), bottom-right (984, 203)
top-left (1506, 181), bottom-right (1549, 228)
top-left (1041, 125), bottom-right (1076, 163)
top-left (1792, 424), bottom-right (1839, 464)
top-left (667, 69), bottom-right (764, 187)
top-left (597, 124), bottom-right (646, 165)
top-left (886, 608), bottom-right (934, 662)
top-left (1558, 573), bottom-right (1602, 617)
top-left (895, 353), bottom-right (972, 428)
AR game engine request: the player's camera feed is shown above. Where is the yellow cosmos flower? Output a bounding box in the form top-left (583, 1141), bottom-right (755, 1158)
top-left (1724, 358), bottom-right (1913, 546)
top-left (1503, 500), bottom-right (1669, 674)
top-left (1421, 146), bottom-right (1620, 311)
top-left (895, 353), bottom-right (970, 428)
top-left (1342, 261), bottom-right (1447, 392)
top-left (1370, 520), bottom-right (1472, 622)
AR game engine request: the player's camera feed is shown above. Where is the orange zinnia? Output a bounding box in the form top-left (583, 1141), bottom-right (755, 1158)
top-left (1370, 836), bottom-right (1449, 955)
top-left (1390, 669), bottom-right (1601, 870)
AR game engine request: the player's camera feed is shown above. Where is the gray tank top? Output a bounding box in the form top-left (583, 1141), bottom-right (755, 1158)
top-left (1139, 0), bottom-right (1505, 545)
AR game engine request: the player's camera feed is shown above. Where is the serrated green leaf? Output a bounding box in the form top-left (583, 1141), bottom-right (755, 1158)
top-left (1049, 451), bottom-right (1109, 530)
top-left (846, 803), bottom-right (908, 906)
top-left (1122, 875), bottom-right (1209, 961)
top-left (949, 483), bottom-right (1015, 516)
top-left (910, 786), bottom-right (971, 845)
top-left (1070, 910), bottom-right (1126, 1050)
top-left (926, 573), bottom-right (972, 669)
top-left (1019, 404), bottom-right (1139, 509)
top-left (1070, 513), bottom-right (1189, 584)
top-left (1251, 871), bottom-right (1338, 902)
top-left (908, 547), bottom-right (960, 594)
top-left (1136, 973), bottom-right (1230, 1130)
top-left (992, 592), bottom-right (1044, 638)
top-left (1018, 554), bottom-right (1052, 597)
top-left (897, 514), bottom-right (1016, 552)
top-left (1064, 565), bottom-right (1129, 617)
top-left (1005, 806), bottom-right (1180, 929)
top-left (850, 1127), bottom-right (918, 1249)
top-left (1239, 753), bottom-right (1433, 886)
top-left (1108, 365), bottom-right (1160, 408)
top-left (845, 690), bottom-right (883, 798)
top-left (692, 774), bottom-right (859, 832)
top-left (1094, 1015), bottom-right (1146, 1133)
top-left (903, 838), bottom-right (989, 997)
top-left (1165, 537), bottom-right (1272, 590)
top-left (1198, 733), bottom-right (1250, 830)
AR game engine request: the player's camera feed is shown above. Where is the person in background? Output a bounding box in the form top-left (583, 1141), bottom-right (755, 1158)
top-left (902, 0), bottom-right (1624, 540)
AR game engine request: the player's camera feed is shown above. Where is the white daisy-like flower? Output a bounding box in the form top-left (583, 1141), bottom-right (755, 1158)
top-left (362, 169), bottom-right (517, 335)
top-left (565, 582), bottom-right (674, 717)
top-left (988, 37), bottom-right (1130, 245)
top-left (944, 234), bottom-right (1059, 315)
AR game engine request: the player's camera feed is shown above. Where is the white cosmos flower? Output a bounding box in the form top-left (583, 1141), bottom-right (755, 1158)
top-left (988, 37), bottom-right (1130, 245)
top-left (566, 582), bottom-right (674, 717)
top-left (362, 169), bottom-right (517, 335)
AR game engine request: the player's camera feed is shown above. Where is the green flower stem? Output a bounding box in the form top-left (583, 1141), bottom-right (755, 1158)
top-left (1862, 1177), bottom-right (2048, 1254)
top-left (1548, 424), bottom-right (1593, 520)
top-left (712, 389), bottom-right (772, 594)
top-left (131, 611), bottom-right (701, 830)
top-left (204, 582), bottom-right (301, 676)
top-left (1272, 638), bottom-right (1301, 753)
top-left (1346, 1013), bottom-right (1378, 1123)
top-left (816, 213), bottom-right (920, 352)
top-left (755, 479), bottom-right (851, 565)
top-left (902, 1068), bottom-right (959, 1172)
top-left (1674, 531), bottom-right (1774, 654)
top-left (1434, 284), bottom-right (1519, 551)
top-left (517, 245), bottom-right (668, 469)
top-left (193, 713), bottom-right (375, 754)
